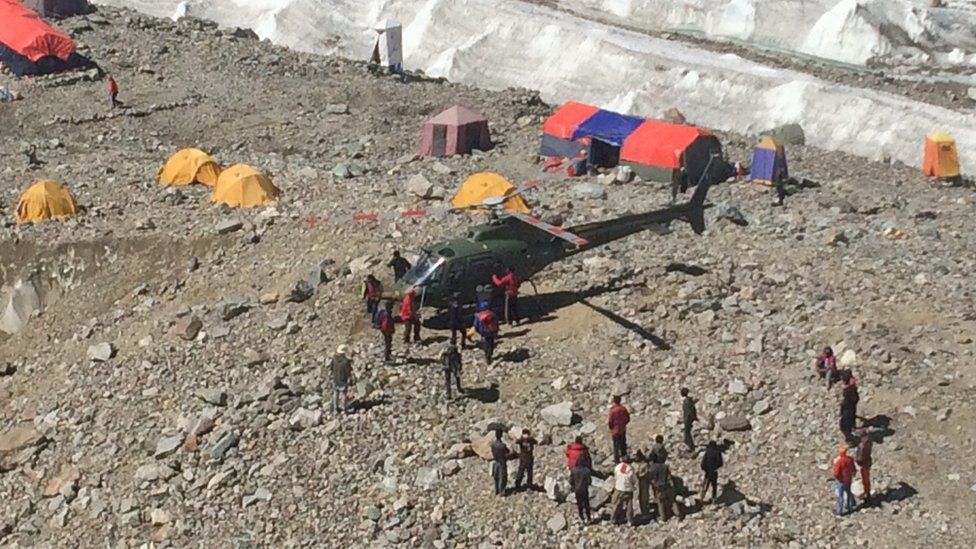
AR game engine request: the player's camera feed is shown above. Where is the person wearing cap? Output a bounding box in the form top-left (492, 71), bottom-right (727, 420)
top-left (833, 444), bottom-right (857, 515)
top-left (331, 345), bottom-right (354, 414)
top-left (611, 455), bottom-right (637, 526)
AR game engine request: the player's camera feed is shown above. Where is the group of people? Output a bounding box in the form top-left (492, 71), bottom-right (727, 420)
top-left (816, 346), bottom-right (875, 516)
top-left (486, 393), bottom-right (727, 528)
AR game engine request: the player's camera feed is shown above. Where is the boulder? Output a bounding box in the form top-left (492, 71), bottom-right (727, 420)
top-left (540, 401), bottom-right (574, 426)
top-left (415, 467), bottom-right (441, 489)
top-left (441, 460), bottom-right (462, 477)
top-left (87, 342), bottom-right (116, 362)
top-left (662, 107), bottom-right (686, 124)
top-left (727, 379), bottom-right (748, 395)
top-left (544, 476), bottom-right (570, 503)
top-left (471, 434), bottom-right (495, 460)
top-left (546, 512), bottom-right (567, 533)
top-left (407, 173), bottom-right (434, 198)
top-left (753, 399), bottom-right (771, 415)
top-left (574, 183), bottom-right (607, 200)
top-left (215, 218), bottom-right (243, 234)
top-left (0, 424), bottom-right (47, 471)
top-left (177, 317), bottom-right (202, 341)
top-left (154, 433), bottom-right (185, 459)
top-left (719, 414), bottom-right (752, 432)
top-left (763, 123), bottom-right (805, 145)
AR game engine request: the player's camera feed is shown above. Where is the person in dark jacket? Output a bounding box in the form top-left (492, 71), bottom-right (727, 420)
top-left (681, 388), bottom-right (697, 452)
top-left (840, 380), bottom-right (859, 442)
top-left (490, 430), bottom-right (509, 497)
top-left (570, 460), bottom-right (593, 524)
top-left (855, 429), bottom-right (873, 502)
top-left (491, 266), bottom-right (521, 325)
top-left (330, 345), bottom-right (353, 414)
top-left (699, 440), bottom-right (723, 503)
top-left (441, 343), bottom-right (462, 399)
top-left (388, 251), bottom-right (411, 281)
top-left (514, 429), bottom-right (538, 490)
top-left (608, 395), bottom-right (631, 463)
top-left (446, 292), bottom-right (468, 349)
top-left (650, 434), bottom-right (669, 464)
top-left (648, 452), bottom-right (683, 522)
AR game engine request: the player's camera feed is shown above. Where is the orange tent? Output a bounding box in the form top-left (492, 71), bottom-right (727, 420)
top-left (922, 132), bottom-right (960, 179)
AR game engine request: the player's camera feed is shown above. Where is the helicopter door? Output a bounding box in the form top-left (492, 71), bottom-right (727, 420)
top-left (467, 256), bottom-right (496, 288)
top-left (444, 260), bottom-right (465, 291)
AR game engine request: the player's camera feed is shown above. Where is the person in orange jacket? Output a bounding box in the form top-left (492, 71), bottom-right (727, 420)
top-left (833, 445), bottom-right (856, 516)
top-left (608, 395), bottom-right (631, 463)
top-left (491, 266), bottom-right (520, 325)
top-left (399, 287), bottom-right (421, 345)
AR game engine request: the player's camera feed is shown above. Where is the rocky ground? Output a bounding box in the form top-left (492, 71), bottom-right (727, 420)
top-left (2, 6), bottom-right (976, 549)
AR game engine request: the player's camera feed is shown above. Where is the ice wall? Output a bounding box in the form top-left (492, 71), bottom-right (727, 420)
top-left (94, 0), bottom-right (976, 172)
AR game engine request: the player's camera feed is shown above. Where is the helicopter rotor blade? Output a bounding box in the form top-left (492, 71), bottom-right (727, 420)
top-left (508, 211), bottom-right (589, 248)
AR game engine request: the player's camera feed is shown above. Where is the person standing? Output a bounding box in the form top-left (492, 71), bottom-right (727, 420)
top-left (491, 266), bottom-right (521, 326)
top-left (611, 456), bottom-right (636, 526)
top-left (441, 343), bottom-right (462, 399)
top-left (447, 292), bottom-right (468, 349)
top-left (564, 436), bottom-right (590, 471)
top-left (774, 167), bottom-right (787, 206)
top-left (570, 459), bottom-right (593, 525)
top-left (855, 430), bottom-right (873, 502)
top-left (682, 388), bottom-right (698, 452)
top-left (648, 452), bottom-right (682, 522)
top-left (388, 251), bottom-right (411, 281)
top-left (330, 345), bottom-right (353, 415)
top-left (400, 287), bottom-right (421, 345)
top-left (514, 429), bottom-right (538, 490)
top-left (375, 299), bottom-right (396, 362)
top-left (840, 380), bottom-right (859, 442)
top-left (361, 274), bottom-right (381, 315)
top-left (633, 450), bottom-right (651, 518)
top-left (490, 430), bottom-right (509, 497)
top-left (608, 395), bottom-right (631, 463)
top-left (107, 76), bottom-right (120, 108)
top-left (699, 440), bottom-right (723, 503)
top-left (833, 445), bottom-right (856, 516)
top-left (473, 306), bottom-right (499, 364)
top-left (650, 434), bottom-right (669, 465)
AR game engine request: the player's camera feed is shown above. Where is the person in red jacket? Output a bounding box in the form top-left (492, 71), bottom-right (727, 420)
top-left (400, 287), bottom-right (421, 345)
top-left (474, 306), bottom-right (499, 363)
top-left (564, 436), bottom-right (590, 470)
top-left (107, 76), bottom-right (120, 108)
top-left (375, 299), bottom-right (396, 362)
top-left (491, 266), bottom-right (521, 325)
top-left (815, 346), bottom-right (838, 389)
top-left (833, 444), bottom-right (856, 516)
top-left (608, 395), bottom-right (631, 463)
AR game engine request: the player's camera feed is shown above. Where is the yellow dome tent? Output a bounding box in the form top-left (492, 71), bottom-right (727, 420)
top-left (159, 148), bottom-right (221, 186)
top-left (450, 172), bottom-right (530, 213)
top-left (922, 131), bottom-right (960, 179)
top-left (16, 180), bottom-right (77, 224)
top-left (211, 164), bottom-right (281, 208)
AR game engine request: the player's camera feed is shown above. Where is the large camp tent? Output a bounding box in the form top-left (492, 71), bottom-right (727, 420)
top-left (450, 172), bottom-right (530, 213)
top-left (370, 19), bottom-right (402, 70)
top-left (419, 106), bottom-right (493, 157)
top-left (922, 131), bottom-right (960, 180)
top-left (749, 137), bottom-right (788, 186)
top-left (0, 0), bottom-right (90, 76)
top-left (159, 148), bottom-right (221, 186)
top-left (21, 0), bottom-right (90, 18)
top-left (211, 164), bottom-right (280, 208)
top-left (541, 101), bottom-right (727, 184)
top-left (16, 180), bottom-right (76, 223)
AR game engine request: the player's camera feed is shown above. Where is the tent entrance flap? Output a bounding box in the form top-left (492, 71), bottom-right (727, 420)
top-left (432, 125), bottom-right (447, 156)
top-left (589, 139), bottom-right (620, 167)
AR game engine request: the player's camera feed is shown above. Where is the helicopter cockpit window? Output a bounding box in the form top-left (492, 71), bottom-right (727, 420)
top-left (438, 247), bottom-right (455, 258)
top-left (402, 252), bottom-right (443, 287)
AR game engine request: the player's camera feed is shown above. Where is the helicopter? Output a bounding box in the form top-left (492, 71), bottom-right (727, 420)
top-left (392, 177), bottom-right (714, 309)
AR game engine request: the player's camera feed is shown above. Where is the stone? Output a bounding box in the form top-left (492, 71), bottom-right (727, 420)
top-left (552, 376), bottom-right (568, 390)
top-left (546, 512), bottom-right (567, 533)
top-left (288, 280), bottom-right (315, 303)
top-left (196, 388), bottom-right (227, 406)
top-left (589, 486), bottom-right (611, 510)
top-left (613, 165), bottom-right (634, 184)
top-left (208, 429), bottom-right (240, 461)
top-left (540, 401), bottom-right (575, 426)
top-left (135, 463), bottom-right (176, 482)
top-left (967, 87), bottom-right (976, 102)
top-left (0, 363), bottom-right (16, 376)
top-left (86, 342), bottom-right (116, 362)
top-left (611, 381), bottom-right (630, 397)
top-left (715, 202), bottom-right (747, 226)
top-left (728, 379), bottom-right (749, 395)
top-left (43, 465), bottom-right (80, 497)
top-left (753, 399), bottom-right (771, 415)
top-left (331, 163), bottom-right (352, 179)
top-left (415, 467), bottom-right (441, 489)
top-left (471, 434), bottom-right (494, 460)
top-left (575, 183), bottom-right (607, 200)
top-left (441, 460), bottom-right (461, 477)
top-left (216, 218), bottom-right (244, 234)
top-left (150, 509), bottom-right (172, 525)
top-left (289, 407), bottom-right (322, 431)
top-left (325, 103), bottom-right (349, 114)
top-left (259, 293), bottom-right (279, 305)
top-left (154, 433), bottom-right (185, 459)
top-left (431, 162), bottom-right (453, 175)
top-left (839, 349), bottom-right (856, 367)
top-left (544, 476), bottom-right (569, 503)
top-left (220, 298), bottom-right (250, 321)
top-left (242, 349), bottom-right (268, 367)
top-left (826, 229), bottom-right (849, 246)
top-left (719, 414), bottom-right (752, 432)
top-left (407, 173), bottom-right (434, 198)
top-left (662, 107), bottom-right (686, 124)
top-left (648, 534), bottom-right (677, 549)
top-left (764, 123), bottom-right (805, 145)
top-left (177, 316), bottom-right (202, 340)
top-left (308, 262), bottom-right (330, 287)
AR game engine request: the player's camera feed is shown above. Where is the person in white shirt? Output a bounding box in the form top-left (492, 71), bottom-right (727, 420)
top-left (611, 455), bottom-right (636, 526)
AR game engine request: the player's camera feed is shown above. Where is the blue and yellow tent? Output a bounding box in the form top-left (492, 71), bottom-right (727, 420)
top-left (750, 137), bottom-right (788, 186)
